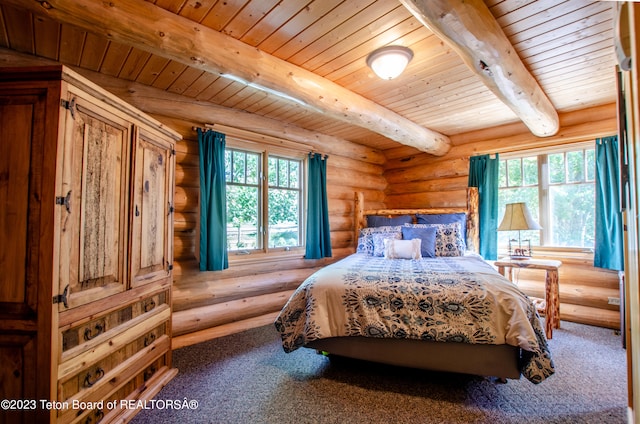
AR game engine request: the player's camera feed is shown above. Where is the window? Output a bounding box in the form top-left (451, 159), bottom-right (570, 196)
top-left (268, 155), bottom-right (302, 248)
top-left (498, 142), bottom-right (595, 249)
top-left (225, 146), bottom-right (304, 254)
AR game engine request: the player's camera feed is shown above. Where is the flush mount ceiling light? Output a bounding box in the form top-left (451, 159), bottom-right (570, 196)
top-left (366, 45), bottom-right (414, 80)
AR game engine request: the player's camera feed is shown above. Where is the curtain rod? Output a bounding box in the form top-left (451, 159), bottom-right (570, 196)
top-left (191, 123), bottom-right (326, 156)
top-left (190, 123), bottom-right (217, 131)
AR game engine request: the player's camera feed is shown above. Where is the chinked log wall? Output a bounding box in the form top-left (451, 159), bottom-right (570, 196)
top-left (383, 103), bottom-right (622, 330)
top-left (159, 117), bottom-right (387, 349)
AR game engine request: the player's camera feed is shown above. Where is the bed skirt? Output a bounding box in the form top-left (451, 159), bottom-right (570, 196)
top-left (306, 337), bottom-right (522, 379)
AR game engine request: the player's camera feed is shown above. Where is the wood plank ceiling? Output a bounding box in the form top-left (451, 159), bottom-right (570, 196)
top-left (0, 0), bottom-right (618, 152)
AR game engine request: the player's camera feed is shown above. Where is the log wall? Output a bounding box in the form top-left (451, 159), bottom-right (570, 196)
top-left (383, 103), bottom-right (623, 330)
top-left (158, 116), bottom-right (387, 349)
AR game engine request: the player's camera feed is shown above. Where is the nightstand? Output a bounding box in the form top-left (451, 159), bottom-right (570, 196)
top-left (494, 257), bottom-right (562, 339)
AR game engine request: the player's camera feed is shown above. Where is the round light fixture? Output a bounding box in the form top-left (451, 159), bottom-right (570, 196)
top-left (366, 45), bottom-right (414, 80)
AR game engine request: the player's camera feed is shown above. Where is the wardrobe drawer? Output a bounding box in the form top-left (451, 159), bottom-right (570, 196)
top-left (58, 302), bottom-right (170, 382)
top-left (65, 362), bottom-right (173, 424)
top-left (63, 375), bottom-right (139, 424)
top-left (61, 291), bottom-right (168, 354)
top-left (55, 335), bottom-right (171, 424)
top-left (58, 323), bottom-right (167, 403)
top-left (141, 355), bottom-right (168, 384)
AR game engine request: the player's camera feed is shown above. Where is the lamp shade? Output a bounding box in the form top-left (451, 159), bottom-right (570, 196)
top-left (498, 203), bottom-right (542, 231)
top-left (366, 46), bottom-right (414, 80)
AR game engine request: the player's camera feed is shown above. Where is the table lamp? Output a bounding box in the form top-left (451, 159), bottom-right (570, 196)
top-left (498, 202), bottom-right (541, 259)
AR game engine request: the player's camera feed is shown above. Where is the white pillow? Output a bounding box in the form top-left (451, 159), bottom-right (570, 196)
top-left (384, 238), bottom-right (422, 260)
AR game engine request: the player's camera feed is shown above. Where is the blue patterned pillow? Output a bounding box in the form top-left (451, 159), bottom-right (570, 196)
top-left (372, 232), bottom-right (402, 257)
top-left (416, 212), bottom-right (467, 242)
top-left (405, 222), bottom-right (466, 256)
top-left (357, 225), bottom-right (402, 255)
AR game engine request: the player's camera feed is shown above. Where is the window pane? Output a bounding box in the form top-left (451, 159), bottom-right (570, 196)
top-left (523, 157), bottom-right (538, 186)
top-left (226, 185), bottom-right (260, 250)
top-left (498, 160), bottom-right (507, 188)
top-left (225, 150), bottom-right (232, 182)
top-left (586, 149), bottom-right (595, 181)
top-left (507, 159), bottom-right (522, 186)
top-left (246, 153), bottom-right (259, 184)
top-left (268, 157), bottom-right (277, 186)
top-left (498, 186), bottom-right (540, 247)
top-left (233, 151), bottom-right (246, 183)
top-left (289, 161), bottom-right (299, 188)
top-left (566, 151), bottom-right (584, 183)
top-left (549, 153), bottom-right (565, 184)
top-left (268, 188), bottom-right (300, 247)
top-left (549, 183), bottom-right (594, 247)
top-left (278, 158), bottom-right (288, 186)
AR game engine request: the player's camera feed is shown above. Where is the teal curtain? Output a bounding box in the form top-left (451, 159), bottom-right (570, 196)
top-left (198, 129), bottom-right (228, 271)
top-left (594, 136), bottom-right (624, 271)
top-left (468, 154), bottom-right (500, 260)
top-left (305, 153), bottom-right (332, 259)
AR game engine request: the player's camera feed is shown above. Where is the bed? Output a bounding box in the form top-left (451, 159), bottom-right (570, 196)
top-left (274, 188), bottom-right (554, 384)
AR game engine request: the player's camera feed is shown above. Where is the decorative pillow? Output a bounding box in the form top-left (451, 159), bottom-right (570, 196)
top-left (401, 226), bottom-right (437, 258)
top-left (384, 238), bottom-right (422, 260)
top-left (372, 232), bottom-right (402, 257)
top-left (366, 214), bottom-right (413, 228)
top-left (405, 222), bottom-right (466, 257)
top-left (356, 225), bottom-right (403, 255)
top-left (416, 213), bottom-right (467, 243)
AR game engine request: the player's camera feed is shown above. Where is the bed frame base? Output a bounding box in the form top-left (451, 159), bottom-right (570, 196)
top-left (306, 337), bottom-right (522, 380)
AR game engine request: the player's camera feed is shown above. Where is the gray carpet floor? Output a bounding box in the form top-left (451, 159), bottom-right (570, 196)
top-left (131, 320), bottom-right (627, 424)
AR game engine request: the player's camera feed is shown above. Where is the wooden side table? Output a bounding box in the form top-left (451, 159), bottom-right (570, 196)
top-left (494, 258), bottom-right (562, 339)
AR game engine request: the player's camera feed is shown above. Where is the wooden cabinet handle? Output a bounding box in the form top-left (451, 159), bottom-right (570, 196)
top-left (83, 368), bottom-right (105, 387)
top-left (144, 333), bottom-right (156, 347)
top-left (84, 408), bottom-right (104, 424)
top-left (144, 365), bottom-right (157, 381)
top-left (144, 299), bottom-right (156, 312)
top-left (83, 323), bottom-right (104, 341)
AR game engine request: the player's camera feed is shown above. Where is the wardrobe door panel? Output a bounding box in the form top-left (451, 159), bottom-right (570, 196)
top-left (130, 129), bottom-right (174, 288)
top-left (58, 93), bottom-right (131, 310)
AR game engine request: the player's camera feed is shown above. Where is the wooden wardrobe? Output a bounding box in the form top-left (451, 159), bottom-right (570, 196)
top-left (0, 65), bottom-right (180, 423)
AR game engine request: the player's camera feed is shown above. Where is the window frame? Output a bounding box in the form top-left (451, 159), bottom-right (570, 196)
top-left (267, 154), bottom-right (304, 250)
top-left (225, 147), bottom-right (263, 252)
top-left (498, 140), bottom-right (596, 254)
top-left (224, 138), bottom-right (307, 264)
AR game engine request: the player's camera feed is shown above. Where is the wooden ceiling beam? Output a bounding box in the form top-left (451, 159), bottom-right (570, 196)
top-left (6, 0), bottom-right (452, 156)
top-left (0, 46), bottom-right (387, 164)
top-left (400, 0), bottom-right (559, 137)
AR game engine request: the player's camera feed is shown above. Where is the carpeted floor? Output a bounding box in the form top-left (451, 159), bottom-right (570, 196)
top-left (131, 320), bottom-right (627, 424)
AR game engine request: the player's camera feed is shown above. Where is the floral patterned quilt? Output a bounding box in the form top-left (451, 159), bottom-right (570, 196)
top-left (274, 253), bottom-right (554, 383)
